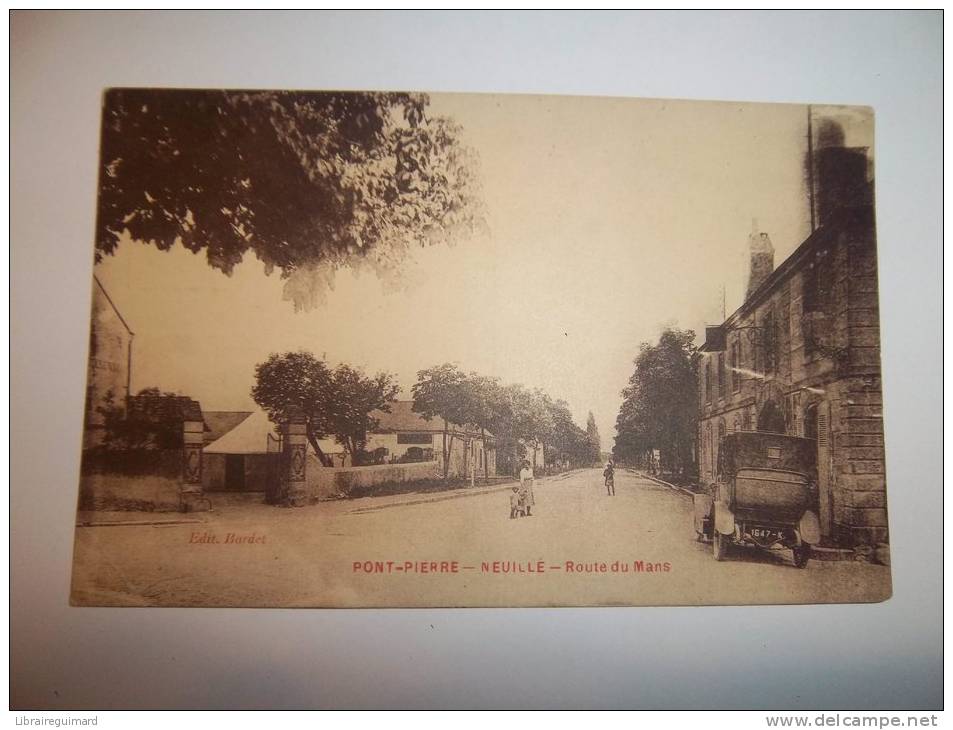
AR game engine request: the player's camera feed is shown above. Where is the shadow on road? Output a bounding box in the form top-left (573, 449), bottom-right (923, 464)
top-left (691, 536), bottom-right (802, 569)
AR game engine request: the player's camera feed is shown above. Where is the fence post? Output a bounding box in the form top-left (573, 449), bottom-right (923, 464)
top-left (281, 407), bottom-right (309, 507)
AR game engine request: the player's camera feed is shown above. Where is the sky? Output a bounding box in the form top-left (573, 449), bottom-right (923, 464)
top-left (93, 94), bottom-right (871, 445)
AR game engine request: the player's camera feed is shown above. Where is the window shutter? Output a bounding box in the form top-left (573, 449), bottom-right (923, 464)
top-left (817, 412), bottom-right (829, 447)
top-left (816, 401), bottom-right (832, 538)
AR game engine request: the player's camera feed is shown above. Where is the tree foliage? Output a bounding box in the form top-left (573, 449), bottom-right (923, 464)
top-left (411, 364), bottom-right (594, 478)
top-left (95, 387), bottom-right (185, 450)
top-left (251, 351), bottom-right (397, 465)
top-left (251, 352), bottom-right (334, 463)
top-left (585, 411), bottom-right (602, 465)
top-left (549, 400), bottom-right (596, 468)
top-left (410, 363), bottom-right (470, 479)
top-left (613, 328), bottom-right (699, 476)
top-left (96, 89), bottom-right (482, 309)
top-left (325, 364), bottom-right (400, 464)
top-left (506, 385), bottom-right (554, 469)
top-left (411, 363), bottom-right (470, 427)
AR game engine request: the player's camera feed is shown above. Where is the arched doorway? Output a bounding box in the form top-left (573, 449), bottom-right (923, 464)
top-left (757, 400), bottom-right (786, 434)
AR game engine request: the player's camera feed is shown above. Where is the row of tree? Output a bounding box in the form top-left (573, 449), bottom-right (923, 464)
top-left (98, 351), bottom-right (601, 480)
top-left (411, 364), bottom-right (601, 479)
top-left (613, 328), bottom-right (698, 478)
top-left (250, 354), bottom-right (600, 479)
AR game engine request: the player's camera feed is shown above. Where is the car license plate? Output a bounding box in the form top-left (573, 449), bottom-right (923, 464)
top-left (750, 527), bottom-right (782, 541)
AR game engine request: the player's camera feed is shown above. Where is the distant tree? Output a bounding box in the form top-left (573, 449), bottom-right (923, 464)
top-left (468, 379), bottom-right (566, 476)
top-left (613, 328), bottom-right (699, 476)
top-left (325, 364), bottom-right (400, 466)
top-left (411, 364), bottom-right (471, 480)
top-left (471, 375), bottom-right (524, 476)
top-left (412, 365), bottom-right (593, 478)
top-left (547, 399), bottom-right (591, 470)
top-left (251, 351), bottom-right (334, 465)
top-left (462, 373), bottom-right (507, 484)
top-left (96, 89), bottom-right (482, 309)
top-left (508, 385), bottom-right (554, 471)
top-left (586, 411), bottom-right (601, 466)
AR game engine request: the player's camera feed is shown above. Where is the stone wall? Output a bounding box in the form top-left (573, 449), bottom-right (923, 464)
top-left (306, 457), bottom-right (440, 500)
top-left (834, 225), bottom-right (887, 545)
top-left (83, 279), bottom-right (133, 449)
top-left (78, 449), bottom-right (183, 511)
top-left (203, 452), bottom-right (226, 491)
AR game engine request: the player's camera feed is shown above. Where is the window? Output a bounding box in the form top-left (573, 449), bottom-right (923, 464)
top-left (705, 358), bottom-right (712, 403)
top-left (397, 432), bottom-right (432, 445)
top-left (802, 247), bottom-right (836, 359)
top-left (717, 354), bottom-right (726, 398)
top-left (762, 310), bottom-right (778, 374)
top-left (802, 247), bottom-right (833, 314)
top-left (753, 330), bottom-right (761, 373)
top-left (715, 419), bottom-right (726, 476)
top-left (730, 340), bottom-right (741, 393)
top-left (780, 306), bottom-right (790, 372)
top-left (706, 423), bottom-right (713, 476)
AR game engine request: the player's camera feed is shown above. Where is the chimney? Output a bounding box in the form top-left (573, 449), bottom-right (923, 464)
top-left (746, 219), bottom-right (774, 300)
top-left (810, 117), bottom-right (873, 227)
top-left (815, 146), bottom-right (871, 226)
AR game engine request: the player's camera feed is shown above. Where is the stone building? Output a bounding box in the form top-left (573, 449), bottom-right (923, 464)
top-left (697, 151), bottom-right (885, 549)
top-left (202, 410), bottom-right (279, 492)
top-left (365, 401), bottom-right (496, 479)
top-left (83, 276), bottom-right (134, 449)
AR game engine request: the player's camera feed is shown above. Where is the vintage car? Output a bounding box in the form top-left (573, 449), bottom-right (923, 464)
top-left (693, 431), bottom-right (821, 568)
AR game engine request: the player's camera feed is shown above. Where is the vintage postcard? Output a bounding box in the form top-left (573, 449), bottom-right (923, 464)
top-left (71, 89), bottom-right (891, 607)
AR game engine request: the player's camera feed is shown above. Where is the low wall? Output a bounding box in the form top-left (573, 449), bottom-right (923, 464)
top-left (79, 449), bottom-right (184, 511)
top-left (306, 456), bottom-right (439, 500)
top-left (78, 473), bottom-right (182, 511)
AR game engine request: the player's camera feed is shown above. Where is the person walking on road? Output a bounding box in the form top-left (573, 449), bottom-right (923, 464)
top-left (603, 459), bottom-right (616, 496)
top-left (518, 460), bottom-right (536, 516)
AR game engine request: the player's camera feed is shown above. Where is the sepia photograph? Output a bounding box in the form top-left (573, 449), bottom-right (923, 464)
top-left (70, 89), bottom-right (891, 608)
top-left (12, 8), bottom-right (942, 715)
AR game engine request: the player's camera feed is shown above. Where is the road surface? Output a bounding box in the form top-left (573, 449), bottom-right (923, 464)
top-left (71, 468), bottom-right (891, 607)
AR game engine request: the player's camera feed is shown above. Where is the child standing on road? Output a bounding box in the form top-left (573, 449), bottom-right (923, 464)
top-left (604, 460), bottom-right (616, 496)
top-left (509, 486), bottom-right (525, 519)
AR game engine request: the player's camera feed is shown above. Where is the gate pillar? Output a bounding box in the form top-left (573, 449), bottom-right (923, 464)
top-left (281, 407), bottom-right (309, 507)
top-left (181, 416), bottom-right (209, 512)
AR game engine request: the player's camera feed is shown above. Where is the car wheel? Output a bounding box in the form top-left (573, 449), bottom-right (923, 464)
top-left (792, 544), bottom-right (811, 569)
top-left (713, 530), bottom-right (727, 561)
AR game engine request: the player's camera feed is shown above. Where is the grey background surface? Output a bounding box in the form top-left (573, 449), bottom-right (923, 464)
top-left (10, 11), bottom-right (942, 710)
